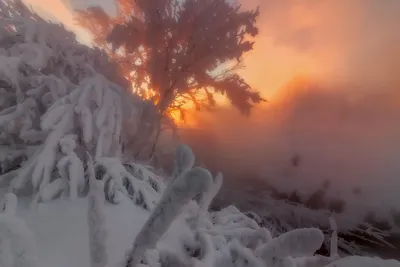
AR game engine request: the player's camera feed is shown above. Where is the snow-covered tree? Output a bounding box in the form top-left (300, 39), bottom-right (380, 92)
top-left (0, 0), bottom-right (158, 202)
top-left (74, 0), bottom-right (265, 161)
top-left (75, 0), bottom-right (264, 118)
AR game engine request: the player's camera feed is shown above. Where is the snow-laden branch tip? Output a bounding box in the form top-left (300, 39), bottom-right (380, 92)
top-left (255, 228), bottom-right (324, 266)
top-left (329, 215), bottom-right (339, 259)
top-left (170, 143), bottom-right (195, 182)
top-left (87, 153), bottom-right (108, 267)
top-left (125, 167), bottom-right (213, 267)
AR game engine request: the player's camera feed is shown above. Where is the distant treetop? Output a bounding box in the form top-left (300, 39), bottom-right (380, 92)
top-left (75, 0), bottom-right (265, 120)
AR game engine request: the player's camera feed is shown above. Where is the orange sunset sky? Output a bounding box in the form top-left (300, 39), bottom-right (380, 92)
top-left (24, 0), bottom-right (400, 101)
top-left (23, 0), bottom-right (319, 100)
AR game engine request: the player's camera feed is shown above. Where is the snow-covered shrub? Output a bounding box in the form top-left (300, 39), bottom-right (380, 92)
top-left (177, 205), bottom-right (342, 267)
top-left (94, 157), bottom-right (160, 209)
top-left (123, 162), bottom-right (166, 195)
top-left (223, 240), bottom-right (264, 267)
top-left (56, 134), bottom-right (85, 201)
top-left (217, 186), bottom-right (393, 255)
top-left (324, 256), bottom-right (400, 267)
top-left (124, 167), bottom-right (213, 267)
top-left (0, 0), bottom-right (162, 203)
top-left (254, 227), bottom-right (324, 265)
top-left (158, 250), bottom-right (187, 267)
top-left (163, 178), bottom-right (346, 267)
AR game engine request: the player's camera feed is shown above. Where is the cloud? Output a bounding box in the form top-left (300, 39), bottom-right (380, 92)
top-left (23, 0), bottom-right (116, 45)
top-left (238, 0), bottom-right (400, 96)
top-left (23, 0), bottom-right (92, 44)
top-left (181, 0), bottom-right (400, 220)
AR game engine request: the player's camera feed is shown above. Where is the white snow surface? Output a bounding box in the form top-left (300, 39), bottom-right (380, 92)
top-left (0, 2), bottom-right (399, 267)
top-left (17, 197), bottom-right (149, 267)
top-left (10, 196), bottom-right (400, 267)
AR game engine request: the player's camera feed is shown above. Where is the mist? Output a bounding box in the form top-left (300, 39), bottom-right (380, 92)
top-left (180, 0), bottom-right (400, 219)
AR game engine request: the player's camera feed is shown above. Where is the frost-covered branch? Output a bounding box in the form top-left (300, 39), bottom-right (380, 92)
top-left (124, 167), bottom-right (213, 267)
top-left (87, 153), bottom-right (108, 267)
top-left (255, 228), bottom-right (324, 266)
top-left (96, 157), bottom-right (160, 209)
top-left (329, 216), bottom-right (339, 259)
top-left (169, 144), bottom-right (195, 182)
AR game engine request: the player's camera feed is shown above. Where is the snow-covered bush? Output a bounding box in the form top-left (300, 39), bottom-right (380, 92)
top-left (216, 186), bottom-right (393, 255)
top-left (152, 196), bottom-right (342, 267)
top-left (328, 256), bottom-right (400, 267)
top-left (124, 166), bottom-right (213, 266)
top-left (0, 0), bottom-right (163, 203)
top-left (197, 207), bottom-right (343, 267)
top-left (119, 144), bottom-right (349, 267)
top-left (92, 157), bottom-right (161, 209)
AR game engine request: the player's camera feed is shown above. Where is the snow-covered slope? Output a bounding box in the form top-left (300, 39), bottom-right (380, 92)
top-left (9, 192), bottom-right (400, 267)
top-left (4, 146), bottom-right (400, 267)
top-left (17, 197), bottom-right (148, 267)
top-left (0, 1), bottom-right (399, 267)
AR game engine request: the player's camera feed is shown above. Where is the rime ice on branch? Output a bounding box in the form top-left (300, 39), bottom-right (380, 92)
top-left (124, 167), bottom-right (213, 267)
